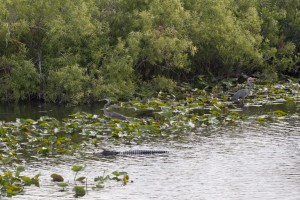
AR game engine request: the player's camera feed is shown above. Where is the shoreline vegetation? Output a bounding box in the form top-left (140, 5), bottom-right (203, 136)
top-left (0, 0), bottom-right (299, 104)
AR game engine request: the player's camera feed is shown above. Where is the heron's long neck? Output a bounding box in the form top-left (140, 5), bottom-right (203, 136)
top-left (247, 82), bottom-right (253, 91)
top-left (103, 101), bottom-right (110, 115)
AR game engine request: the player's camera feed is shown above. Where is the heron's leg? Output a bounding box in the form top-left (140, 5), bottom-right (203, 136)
top-left (240, 98), bottom-right (245, 107)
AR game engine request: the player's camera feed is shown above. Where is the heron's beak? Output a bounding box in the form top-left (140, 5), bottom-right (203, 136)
top-left (249, 77), bottom-right (257, 83)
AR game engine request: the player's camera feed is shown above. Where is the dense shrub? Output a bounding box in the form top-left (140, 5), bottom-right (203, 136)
top-left (45, 65), bottom-right (87, 104)
top-left (0, 0), bottom-right (299, 103)
top-left (0, 55), bottom-right (39, 102)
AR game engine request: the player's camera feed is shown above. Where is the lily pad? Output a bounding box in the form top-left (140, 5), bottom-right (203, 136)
top-left (73, 186), bottom-right (86, 197)
top-left (51, 174), bottom-right (64, 182)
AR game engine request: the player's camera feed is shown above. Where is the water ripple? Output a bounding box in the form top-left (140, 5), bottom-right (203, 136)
top-left (11, 113), bottom-right (300, 200)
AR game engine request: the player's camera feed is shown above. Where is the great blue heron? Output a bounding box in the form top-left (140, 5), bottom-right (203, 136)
top-left (101, 98), bottom-right (132, 121)
top-left (231, 77), bottom-right (256, 103)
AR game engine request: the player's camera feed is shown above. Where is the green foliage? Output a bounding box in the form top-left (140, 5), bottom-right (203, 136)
top-left (71, 165), bottom-right (84, 172)
top-left (0, 166), bottom-right (40, 197)
top-left (51, 173), bottom-right (64, 182)
top-left (131, 0), bottom-right (195, 72)
top-left (111, 171), bottom-right (130, 185)
top-left (45, 65), bottom-right (87, 104)
top-left (185, 0), bottom-right (263, 75)
top-left (50, 167), bottom-right (130, 197)
top-left (0, 55), bottom-right (40, 102)
top-left (258, 0), bottom-right (300, 76)
top-left (90, 40), bottom-right (136, 100)
top-left (0, 0), bottom-right (300, 103)
top-left (270, 110), bottom-right (288, 117)
top-left (73, 186), bottom-right (86, 197)
top-left (57, 182), bottom-right (69, 191)
top-left (43, 0), bottom-right (109, 69)
top-left (93, 171), bottom-right (130, 189)
top-left (76, 176), bottom-right (86, 183)
top-left (150, 76), bottom-right (177, 92)
top-left (71, 165), bottom-right (85, 183)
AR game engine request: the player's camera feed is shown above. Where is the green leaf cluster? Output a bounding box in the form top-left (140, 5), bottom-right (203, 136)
top-left (0, 166), bottom-right (39, 197)
top-left (0, 0), bottom-right (299, 103)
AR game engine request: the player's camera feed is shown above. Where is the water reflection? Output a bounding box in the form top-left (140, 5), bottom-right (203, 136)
top-left (0, 102), bottom-right (104, 121)
top-left (0, 101), bottom-right (299, 121)
top-left (0, 102), bottom-right (143, 121)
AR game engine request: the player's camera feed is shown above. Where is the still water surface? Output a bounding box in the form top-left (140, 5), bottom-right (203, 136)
top-left (2, 103), bottom-right (300, 200)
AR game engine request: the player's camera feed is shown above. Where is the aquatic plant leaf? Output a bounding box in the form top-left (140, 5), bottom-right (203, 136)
top-left (1, 157), bottom-right (13, 164)
top-left (76, 176), bottom-right (86, 182)
top-left (122, 174), bottom-right (129, 185)
top-left (56, 136), bottom-right (69, 144)
top-left (25, 119), bottom-right (35, 124)
top-left (51, 173), bottom-right (64, 182)
top-left (71, 165), bottom-right (84, 172)
top-left (32, 174), bottom-right (40, 187)
top-left (256, 117), bottom-right (266, 122)
top-left (94, 183), bottom-right (105, 188)
top-left (16, 166), bottom-right (25, 173)
top-left (6, 184), bottom-right (23, 195)
top-left (4, 171), bottom-right (13, 177)
top-left (112, 171), bottom-right (128, 176)
top-left (0, 126), bottom-right (7, 134)
top-left (37, 147), bottom-right (49, 155)
top-left (284, 96), bottom-right (295, 101)
top-left (73, 186), bottom-right (86, 197)
top-left (21, 176), bottom-right (32, 186)
top-left (211, 110), bottom-right (220, 116)
top-left (274, 110), bottom-right (288, 117)
top-left (57, 182), bottom-right (69, 188)
top-left (94, 175), bottom-right (110, 182)
top-left (48, 136), bottom-right (57, 144)
top-left (112, 176), bottom-right (121, 181)
top-left (111, 171), bottom-right (129, 182)
top-left (112, 132), bottom-right (120, 138)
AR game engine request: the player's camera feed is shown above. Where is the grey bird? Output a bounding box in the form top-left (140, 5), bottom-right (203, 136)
top-left (101, 98), bottom-right (132, 121)
top-left (231, 77), bottom-right (256, 103)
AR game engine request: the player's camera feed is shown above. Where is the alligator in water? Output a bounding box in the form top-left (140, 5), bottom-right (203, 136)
top-left (94, 150), bottom-right (168, 156)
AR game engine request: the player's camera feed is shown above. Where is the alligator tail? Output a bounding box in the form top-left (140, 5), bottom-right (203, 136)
top-left (94, 149), bottom-right (168, 156)
top-left (119, 150), bottom-right (168, 155)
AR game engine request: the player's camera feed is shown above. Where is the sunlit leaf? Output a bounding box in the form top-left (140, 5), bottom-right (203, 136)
top-left (21, 176), bottom-right (32, 186)
top-left (123, 174), bottom-right (129, 185)
top-left (6, 184), bottom-right (22, 195)
top-left (25, 119), bottom-right (35, 124)
top-left (4, 171), bottom-right (13, 177)
top-left (71, 165), bottom-right (84, 172)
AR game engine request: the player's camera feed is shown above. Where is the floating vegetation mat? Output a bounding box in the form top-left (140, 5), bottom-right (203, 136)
top-left (0, 81), bottom-right (299, 197)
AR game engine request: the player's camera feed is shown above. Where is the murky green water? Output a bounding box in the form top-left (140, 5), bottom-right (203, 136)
top-left (0, 103), bottom-right (104, 121)
top-left (2, 102), bottom-right (300, 200)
